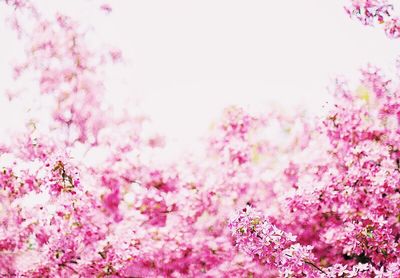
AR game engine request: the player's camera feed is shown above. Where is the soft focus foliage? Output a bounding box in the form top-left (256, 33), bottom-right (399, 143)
top-left (0, 1), bottom-right (399, 277)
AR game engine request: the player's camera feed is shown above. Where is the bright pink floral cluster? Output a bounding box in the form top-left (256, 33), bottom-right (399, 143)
top-left (229, 206), bottom-right (321, 277)
top-left (345, 0), bottom-right (400, 38)
top-left (345, 0), bottom-right (393, 25)
top-left (0, 1), bottom-right (399, 277)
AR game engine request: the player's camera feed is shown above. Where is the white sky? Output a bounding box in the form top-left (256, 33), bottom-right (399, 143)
top-left (1, 0), bottom-right (400, 150)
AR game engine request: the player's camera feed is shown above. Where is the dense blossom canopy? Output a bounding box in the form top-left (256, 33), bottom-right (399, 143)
top-left (0, 1), bottom-right (399, 277)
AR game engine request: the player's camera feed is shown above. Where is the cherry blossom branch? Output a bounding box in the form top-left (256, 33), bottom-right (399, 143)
top-left (229, 206), bottom-right (323, 276)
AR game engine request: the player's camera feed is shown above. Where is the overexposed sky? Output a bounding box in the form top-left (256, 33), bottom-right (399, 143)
top-left (1, 0), bottom-right (400, 149)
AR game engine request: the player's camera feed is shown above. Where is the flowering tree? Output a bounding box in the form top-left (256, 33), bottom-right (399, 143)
top-left (0, 0), bottom-right (399, 277)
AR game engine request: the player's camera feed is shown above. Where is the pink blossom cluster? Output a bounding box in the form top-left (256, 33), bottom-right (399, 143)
top-left (229, 206), bottom-right (320, 277)
top-left (345, 0), bottom-right (400, 38)
top-left (345, 0), bottom-right (393, 25)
